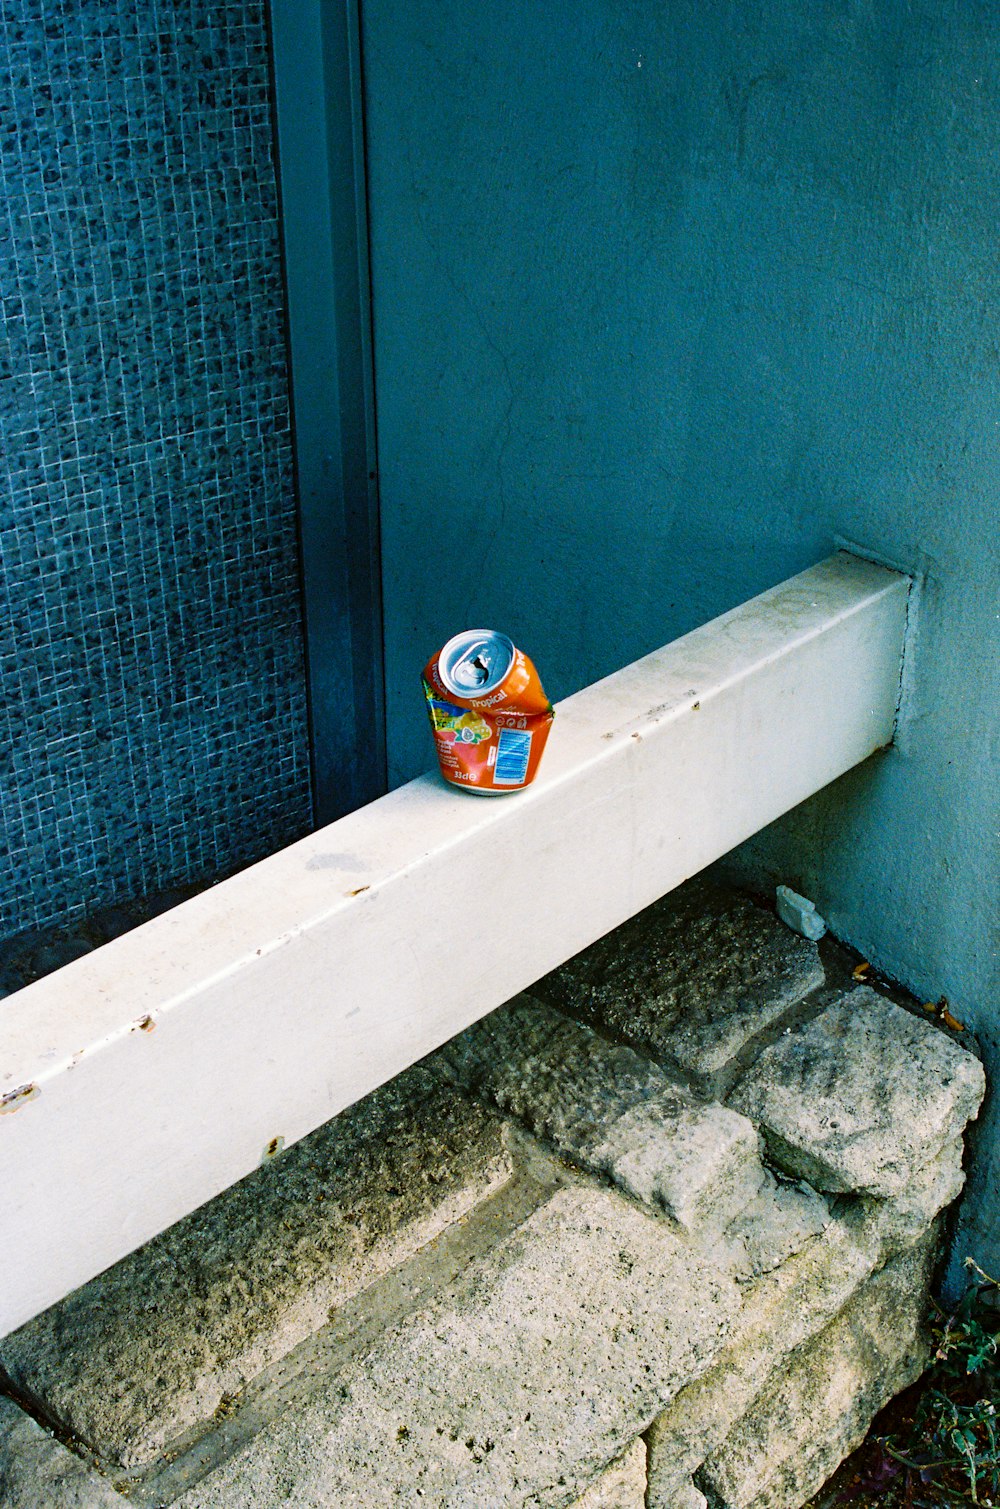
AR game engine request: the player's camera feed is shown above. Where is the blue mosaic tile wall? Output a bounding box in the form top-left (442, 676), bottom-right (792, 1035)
top-left (0, 0), bottom-right (312, 938)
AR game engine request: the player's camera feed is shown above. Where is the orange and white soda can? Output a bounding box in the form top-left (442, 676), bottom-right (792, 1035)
top-left (422, 630), bottom-right (554, 794)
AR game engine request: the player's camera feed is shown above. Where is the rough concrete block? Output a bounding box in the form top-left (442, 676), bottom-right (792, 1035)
top-left (176, 1186), bottom-right (739, 1509)
top-left (863, 1137), bottom-right (967, 1256)
top-left (645, 1210), bottom-right (885, 1503)
top-left (0, 1396), bottom-right (129, 1509)
top-left (722, 1172), bottom-right (830, 1279)
top-left (679, 1488), bottom-right (709, 1509)
top-left (600, 1099), bottom-right (763, 1235)
top-left (535, 877), bottom-right (824, 1094)
top-left (729, 988), bottom-right (986, 1197)
top-left (697, 1235), bottom-right (936, 1509)
top-left (647, 1477), bottom-right (708, 1509)
top-left (569, 1439), bottom-right (646, 1508)
top-left (437, 993), bottom-right (766, 1235)
top-left (672, 1486), bottom-right (709, 1509)
top-left (0, 1063), bottom-right (514, 1472)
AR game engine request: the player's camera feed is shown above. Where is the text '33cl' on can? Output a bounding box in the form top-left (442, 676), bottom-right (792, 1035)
top-left (422, 629), bottom-right (555, 794)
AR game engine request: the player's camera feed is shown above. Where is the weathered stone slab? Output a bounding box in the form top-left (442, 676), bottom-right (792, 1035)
top-left (645, 1210), bottom-right (885, 1506)
top-left (729, 988), bottom-right (985, 1197)
top-left (672, 1486), bottom-right (709, 1509)
top-left (436, 993), bottom-right (765, 1235)
top-left (176, 1186), bottom-right (739, 1509)
top-left (570, 1439), bottom-right (646, 1508)
top-left (0, 1396), bottom-right (129, 1508)
top-left (723, 1172), bottom-right (830, 1280)
top-left (534, 877), bottom-right (824, 1094)
top-left (0, 1064), bottom-right (514, 1472)
top-left (863, 1137), bottom-right (967, 1256)
top-left (698, 1235), bottom-right (935, 1509)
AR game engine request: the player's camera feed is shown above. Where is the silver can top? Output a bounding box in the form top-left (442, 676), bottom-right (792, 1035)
top-left (437, 629), bottom-right (515, 699)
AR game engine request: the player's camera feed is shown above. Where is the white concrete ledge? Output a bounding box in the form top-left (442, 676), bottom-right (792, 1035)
top-left (0, 552), bottom-right (910, 1335)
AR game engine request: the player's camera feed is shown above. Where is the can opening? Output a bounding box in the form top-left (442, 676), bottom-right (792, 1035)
top-left (438, 630), bottom-right (515, 699)
top-left (455, 651), bottom-right (491, 689)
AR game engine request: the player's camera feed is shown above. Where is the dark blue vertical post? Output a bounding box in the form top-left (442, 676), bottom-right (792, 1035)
top-left (268, 0), bottom-right (385, 821)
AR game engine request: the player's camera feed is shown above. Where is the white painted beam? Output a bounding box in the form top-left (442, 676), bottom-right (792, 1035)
top-left (0, 553), bottom-right (910, 1335)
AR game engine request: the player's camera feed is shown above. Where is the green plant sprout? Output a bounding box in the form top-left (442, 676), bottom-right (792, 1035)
top-left (817, 1259), bottom-right (1000, 1507)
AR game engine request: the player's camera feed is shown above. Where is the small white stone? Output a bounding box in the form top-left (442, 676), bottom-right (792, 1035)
top-left (775, 885), bottom-right (827, 941)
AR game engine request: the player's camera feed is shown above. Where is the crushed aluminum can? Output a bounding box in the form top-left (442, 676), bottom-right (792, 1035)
top-left (422, 629), bottom-right (555, 794)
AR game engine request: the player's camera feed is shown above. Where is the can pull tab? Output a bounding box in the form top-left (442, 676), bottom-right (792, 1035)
top-left (452, 643), bottom-right (495, 690)
top-left (435, 629), bottom-right (516, 700)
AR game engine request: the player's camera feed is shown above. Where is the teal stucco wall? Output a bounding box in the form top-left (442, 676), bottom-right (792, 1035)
top-left (361, 0), bottom-right (999, 1284)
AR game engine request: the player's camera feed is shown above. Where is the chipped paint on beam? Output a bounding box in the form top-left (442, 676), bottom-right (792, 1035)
top-left (0, 1085), bottom-right (39, 1116)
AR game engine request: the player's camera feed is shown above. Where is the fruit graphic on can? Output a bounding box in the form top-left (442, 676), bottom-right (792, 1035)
top-left (422, 630), bottom-right (555, 794)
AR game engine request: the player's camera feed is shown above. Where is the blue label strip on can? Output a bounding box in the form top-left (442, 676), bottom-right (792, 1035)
top-left (493, 727), bottom-right (533, 785)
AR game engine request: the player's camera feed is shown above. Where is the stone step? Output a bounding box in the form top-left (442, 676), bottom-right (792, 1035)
top-left (0, 1062), bottom-right (514, 1473)
top-left (643, 978), bottom-right (986, 1509)
top-left (643, 1207), bottom-right (889, 1507)
top-left (695, 1234), bottom-right (936, 1509)
top-left (172, 1185), bottom-right (739, 1509)
top-left (434, 992), bottom-right (767, 1237)
top-left (533, 876), bottom-right (825, 1095)
top-left (728, 985), bottom-right (986, 1197)
top-left (434, 990), bottom-right (831, 1282)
